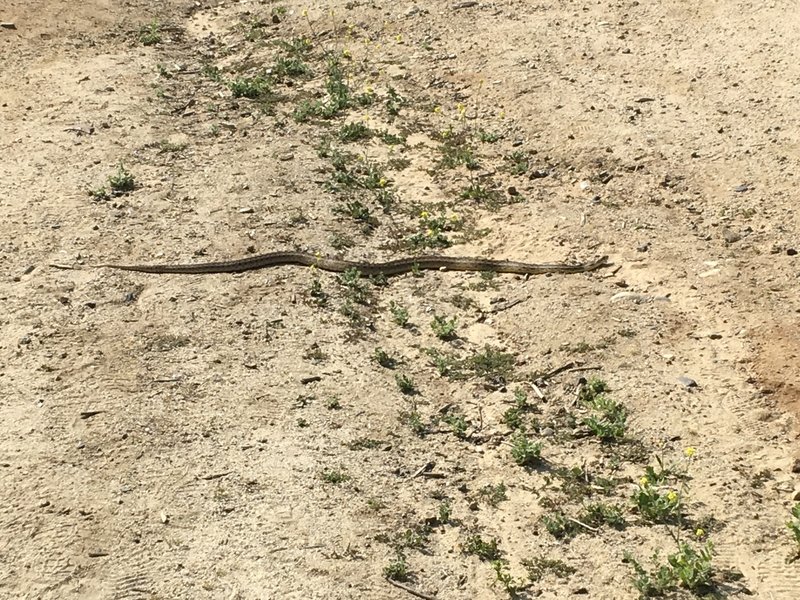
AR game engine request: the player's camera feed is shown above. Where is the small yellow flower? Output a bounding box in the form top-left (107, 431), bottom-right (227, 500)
top-left (433, 106), bottom-right (442, 114)
top-left (420, 210), bottom-right (430, 219)
top-left (426, 228), bottom-right (435, 237)
top-left (342, 48), bottom-right (352, 58)
top-left (449, 214), bottom-right (460, 222)
top-left (695, 528), bottom-right (705, 538)
top-left (302, 8), bottom-right (308, 17)
top-left (639, 476), bottom-right (649, 487)
top-left (684, 447), bottom-right (696, 458)
top-left (395, 34), bottom-right (403, 43)
top-left (378, 178), bottom-right (387, 187)
top-left (666, 490), bottom-right (679, 503)
top-left (365, 85), bottom-right (374, 94)
top-left (498, 110), bottom-right (506, 119)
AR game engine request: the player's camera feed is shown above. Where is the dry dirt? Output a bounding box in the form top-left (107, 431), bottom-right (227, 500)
top-left (2, 1), bottom-right (800, 599)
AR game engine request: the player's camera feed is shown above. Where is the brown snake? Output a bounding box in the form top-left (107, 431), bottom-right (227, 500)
top-left (97, 252), bottom-right (611, 277)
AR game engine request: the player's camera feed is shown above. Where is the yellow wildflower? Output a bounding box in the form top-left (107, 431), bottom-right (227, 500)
top-left (433, 106), bottom-right (442, 114)
top-left (666, 490), bottom-right (679, 503)
top-left (420, 210), bottom-right (430, 219)
top-left (684, 447), bottom-right (696, 458)
top-left (639, 476), bottom-right (649, 487)
top-left (378, 178), bottom-right (387, 187)
top-left (695, 528), bottom-right (705, 538)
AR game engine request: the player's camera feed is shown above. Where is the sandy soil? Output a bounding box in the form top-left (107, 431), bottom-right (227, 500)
top-left (2, 0), bottom-right (800, 598)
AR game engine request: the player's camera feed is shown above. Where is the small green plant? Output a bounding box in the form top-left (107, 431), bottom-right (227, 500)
top-left (320, 468), bottom-right (349, 484)
top-left (460, 182), bottom-right (502, 206)
top-left (337, 122), bottom-right (373, 142)
top-left (625, 541), bottom-right (716, 597)
top-left (437, 500), bottom-right (453, 524)
top-left (271, 56), bottom-right (311, 80)
top-left (522, 556), bottom-right (576, 583)
top-left (383, 552), bottom-right (409, 581)
top-left (109, 163), bottom-right (135, 193)
top-left (389, 301), bottom-right (410, 327)
top-left (437, 135), bottom-right (478, 169)
top-left (442, 414), bottom-right (468, 439)
top-left (540, 513), bottom-right (578, 540)
top-left (491, 560), bottom-right (524, 597)
top-left (395, 373), bottom-right (417, 395)
top-left (430, 315), bottom-right (457, 340)
top-left (583, 393), bottom-right (628, 442)
top-left (787, 502), bottom-right (800, 561)
top-left (463, 535), bottom-right (501, 561)
top-left (632, 476), bottom-right (682, 523)
top-left (503, 388), bottom-right (533, 430)
top-left (510, 431), bottom-right (542, 467)
top-left (399, 409), bottom-right (427, 436)
top-left (138, 20), bottom-right (162, 46)
top-left (346, 437), bottom-right (383, 450)
top-left (228, 76), bottom-right (272, 99)
top-left (374, 348), bottom-right (397, 369)
top-left (477, 129), bottom-right (502, 143)
top-left (504, 150), bottom-right (530, 175)
top-left (467, 346), bottom-right (516, 382)
top-left (477, 483), bottom-right (508, 507)
top-left (582, 502), bottom-right (625, 529)
top-left (326, 397), bottom-right (342, 410)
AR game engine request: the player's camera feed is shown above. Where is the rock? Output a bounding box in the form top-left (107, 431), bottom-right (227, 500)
top-left (788, 248), bottom-right (797, 256)
top-left (677, 376), bottom-right (698, 389)
top-left (722, 229), bottom-right (742, 244)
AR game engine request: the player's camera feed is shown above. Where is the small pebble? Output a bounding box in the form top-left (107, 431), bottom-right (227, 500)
top-left (788, 248), bottom-right (797, 256)
top-left (677, 376), bottom-right (698, 389)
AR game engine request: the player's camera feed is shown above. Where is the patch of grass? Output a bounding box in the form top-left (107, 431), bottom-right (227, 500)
top-left (541, 513), bottom-right (579, 540)
top-left (406, 209), bottom-right (461, 250)
top-left (138, 20), bottom-right (162, 46)
top-left (389, 301), bottom-right (410, 327)
top-left (437, 500), bottom-right (453, 525)
top-left (228, 75), bottom-right (272, 99)
top-left (399, 408), bottom-right (427, 436)
top-left (430, 314), bottom-right (457, 340)
top-left (395, 373), bottom-right (417, 395)
top-left (383, 552), bottom-right (409, 581)
top-left (522, 556), bottom-right (576, 583)
top-left (504, 150), bottom-right (530, 175)
top-left (374, 347), bottom-right (397, 368)
top-left (467, 346), bottom-right (516, 382)
top-left (463, 535), bottom-right (502, 561)
top-left (625, 541), bottom-right (716, 597)
top-left (346, 437), bottom-right (383, 450)
top-left (442, 414), bottom-right (469, 439)
top-left (437, 133), bottom-right (479, 170)
top-left (788, 502), bottom-right (800, 557)
top-left (477, 129), bottom-right (502, 143)
top-left (460, 182), bottom-right (503, 206)
top-left (271, 55), bottom-right (312, 80)
top-left (477, 483), bottom-right (508, 507)
top-left (320, 468), bottom-right (349, 484)
top-left (582, 502), bottom-right (625, 529)
top-left (492, 560), bottom-right (525, 597)
top-left (510, 431), bottom-right (542, 467)
top-left (632, 475), bottom-right (682, 524)
top-left (502, 388), bottom-right (536, 431)
top-left (337, 122), bottom-right (373, 142)
top-left (583, 393), bottom-right (628, 442)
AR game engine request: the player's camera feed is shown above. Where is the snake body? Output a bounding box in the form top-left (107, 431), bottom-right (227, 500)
top-left (99, 252), bottom-right (610, 276)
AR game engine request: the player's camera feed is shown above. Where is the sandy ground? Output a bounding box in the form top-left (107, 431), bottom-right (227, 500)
top-left (2, 0), bottom-right (800, 598)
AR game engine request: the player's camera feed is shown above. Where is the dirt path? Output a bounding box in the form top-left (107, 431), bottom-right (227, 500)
top-left (2, 1), bottom-right (800, 598)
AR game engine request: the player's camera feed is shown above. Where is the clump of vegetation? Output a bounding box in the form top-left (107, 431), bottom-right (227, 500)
top-left (89, 163), bottom-right (136, 200)
top-left (625, 541), bottom-right (716, 597)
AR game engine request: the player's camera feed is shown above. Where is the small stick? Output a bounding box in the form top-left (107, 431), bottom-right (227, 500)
top-left (385, 578), bottom-right (438, 600)
top-left (49, 263), bottom-right (81, 270)
top-left (567, 517), bottom-right (600, 533)
top-left (565, 365), bottom-right (602, 375)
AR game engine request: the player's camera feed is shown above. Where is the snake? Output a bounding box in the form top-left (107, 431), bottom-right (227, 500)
top-left (97, 251), bottom-right (611, 277)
